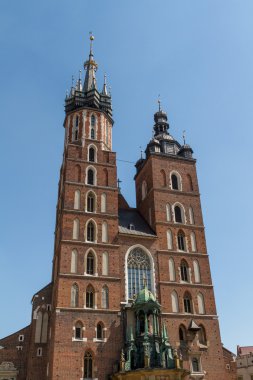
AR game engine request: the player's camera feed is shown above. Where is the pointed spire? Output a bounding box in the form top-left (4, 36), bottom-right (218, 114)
top-left (102, 73), bottom-right (108, 95)
top-left (83, 33), bottom-right (98, 93)
top-left (76, 70), bottom-right (82, 91)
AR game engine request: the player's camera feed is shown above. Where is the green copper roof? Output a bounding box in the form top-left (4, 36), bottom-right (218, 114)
top-left (134, 286), bottom-right (156, 304)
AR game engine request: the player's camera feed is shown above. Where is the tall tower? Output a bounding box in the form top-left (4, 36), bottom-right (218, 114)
top-left (49, 35), bottom-right (123, 380)
top-left (0, 37), bottom-right (235, 380)
top-left (135, 105), bottom-right (226, 379)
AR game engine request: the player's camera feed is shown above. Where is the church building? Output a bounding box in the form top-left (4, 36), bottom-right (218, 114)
top-left (0, 36), bottom-right (236, 380)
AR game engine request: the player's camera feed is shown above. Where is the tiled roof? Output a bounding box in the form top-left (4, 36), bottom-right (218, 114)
top-left (118, 209), bottom-right (156, 238)
top-left (238, 346), bottom-right (253, 355)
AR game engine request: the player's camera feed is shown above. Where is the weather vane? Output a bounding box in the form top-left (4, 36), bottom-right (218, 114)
top-left (158, 94), bottom-right (161, 111)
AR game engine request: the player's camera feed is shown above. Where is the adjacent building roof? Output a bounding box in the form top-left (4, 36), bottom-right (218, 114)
top-left (237, 346), bottom-right (253, 356)
top-left (118, 208), bottom-right (156, 238)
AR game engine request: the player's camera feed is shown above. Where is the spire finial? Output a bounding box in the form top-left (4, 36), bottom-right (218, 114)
top-left (102, 73), bottom-right (108, 95)
top-left (158, 94), bottom-right (161, 111)
top-left (89, 31), bottom-right (95, 55)
top-left (183, 130), bottom-right (186, 145)
top-left (139, 146), bottom-right (143, 159)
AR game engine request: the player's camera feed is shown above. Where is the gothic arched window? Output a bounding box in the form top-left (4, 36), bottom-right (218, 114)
top-left (71, 249), bottom-right (77, 273)
top-left (86, 252), bottom-right (94, 275)
top-left (87, 169), bottom-right (94, 185)
top-left (74, 190), bottom-right (81, 210)
top-left (179, 325), bottom-right (187, 343)
top-left (177, 230), bottom-right (186, 251)
top-left (174, 205), bottom-right (183, 223)
top-left (90, 115), bottom-right (96, 139)
top-left (87, 221), bottom-right (95, 242)
top-left (127, 247), bottom-right (152, 299)
top-left (171, 174), bottom-right (179, 190)
top-left (180, 260), bottom-right (189, 282)
top-left (88, 147), bottom-right (95, 162)
top-left (86, 285), bottom-right (94, 308)
top-left (198, 325), bottom-right (207, 345)
top-left (183, 292), bottom-right (192, 313)
top-left (96, 323), bottom-right (103, 340)
top-left (101, 285), bottom-right (109, 309)
top-left (71, 283), bottom-right (79, 307)
top-left (87, 192), bottom-right (95, 212)
top-left (84, 351), bottom-right (93, 379)
top-left (171, 290), bottom-right (179, 313)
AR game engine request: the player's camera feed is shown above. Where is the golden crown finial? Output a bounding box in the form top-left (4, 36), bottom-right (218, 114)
top-left (89, 31), bottom-right (94, 41)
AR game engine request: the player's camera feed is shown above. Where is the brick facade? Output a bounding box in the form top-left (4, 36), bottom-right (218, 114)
top-left (0, 40), bottom-right (236, 380)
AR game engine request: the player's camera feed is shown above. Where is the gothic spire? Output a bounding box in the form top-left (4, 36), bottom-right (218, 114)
top-left (83, 34), bottom-right (98, 92)
top-left (101, 73), bottom-right (108, 95)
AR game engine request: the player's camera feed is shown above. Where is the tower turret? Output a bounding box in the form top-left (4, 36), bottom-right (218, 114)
top-left (65, 35), bottom-right (112, 117)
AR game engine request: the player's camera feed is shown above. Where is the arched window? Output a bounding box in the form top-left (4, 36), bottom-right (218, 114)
top-left (103, 168), bottom-right (109, 186)
top-left (72, 115), bottom-right (79, 141)
top-left (73, 218), bottom-right (79, 240)
top-left (189, 207), bottom-right (195, 225)
top-left (102, 252), bottom-right (109, 275)
top-left (141, 181), bottom-right (147, 200)
top-left (187, 174), bottom-right (194, 191)
top-left (105, 120), bottom-right (109, 145)
top-left (191, 232), bottom-right (197, 252)
top-left (86, 221), bottom-right (95, 242)
top-left (86, 252), bottom-right (94, 275)
top-left (74, 190), bottom-right (81, 210)
top-left (171, 172), bottom-right (182, 191)
top-left (101, 286), bottom-right (109, 309)
top-left (84, 351), bottom-right (93, 379)
top-left (102, 221), bottom-right (108, 243)
top-left (171, 290), bottom-right (179, 313)
top-left (167, 229), bottom-right (173, 250)
top-left (166, 204), bottom-right (171, 222)
top-left (169, 258), bottom-right (176, 281)
top-left (75, 165), bottom-right (81, 182)
top-left (88, 146), bottom-right (95, 162)
top-left (183, 292), bottom-right (192, 313)
top-left (179, 325), bottom-right (187, 343)
top-left (41, 312), bottom-right (48, 343)
top-left (101, 193), bottom-right (106, 213)
top-left (192, 357), bottom-right (200, 373)
top-left (90, 115), bottom-right (96, 139)
top-left (87, 192), bottom-right (95, 212)
top-left (35, 311), bottom-right (43, 343)
top-left (86, 285), bottom-right (94, 308)
top-left (171, 174), bottom-right (179, 190)
top-left (180, 260), bottom-right (189, 282)
top-left (74, 321), bottom-right (83, 340)
top-left (177, 230), bottom-right (186, 251)
top-left (96, 323), bottom-right (103, 340)
top-left (87, 168), bottom-right (95, 185)
top-left (174, 205), bottom-right (183, 223)
top-left (127, 247), bottom-right (153, 299)
top-left (71, 249), bottom-right (78, 273)
top-left (160, 170), bottom-right (166, 187)
top-left (198, 325), bottom-right (207, 345)
top-left (71, 283), bottom-right (79, 307)
top-left (197, 293), bottom-right (205, 314)
top-left (193, 260), bottom-right (201, 283)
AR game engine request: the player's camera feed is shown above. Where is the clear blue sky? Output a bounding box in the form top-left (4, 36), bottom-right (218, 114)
top-left (1, 0), bottom-right (253, 353)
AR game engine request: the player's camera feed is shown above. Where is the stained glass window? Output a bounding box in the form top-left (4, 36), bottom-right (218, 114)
top-left (127, 248), bottom-right (152, 299)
